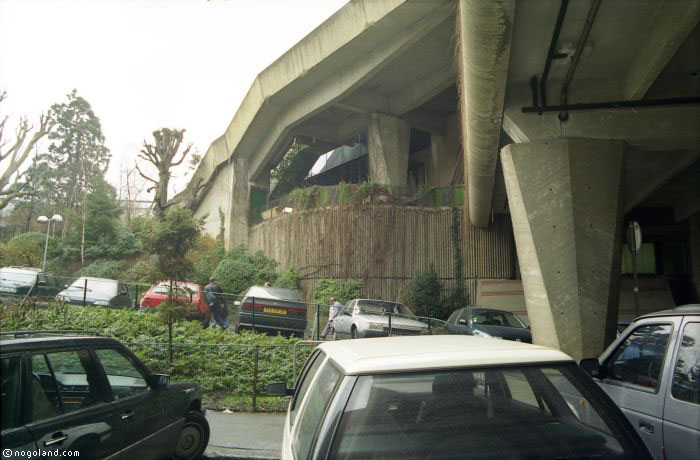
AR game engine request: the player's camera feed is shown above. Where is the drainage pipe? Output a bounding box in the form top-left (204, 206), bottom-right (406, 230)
top-left (540, 0), bottom-right (569, 111)
top-left (456, 0), bottom-right (516, 228)
top-left (558, 0), bottom-right (602, 121)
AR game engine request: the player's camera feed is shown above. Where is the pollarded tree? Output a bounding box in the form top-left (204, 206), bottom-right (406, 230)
top-left (0, 90), bottom-right (53, 210)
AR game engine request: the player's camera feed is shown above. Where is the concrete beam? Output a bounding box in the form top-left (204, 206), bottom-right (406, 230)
top-left (623, 1), bottom-right (700, 100)
top-left (501, 139), bottom-right (626, 360)
top-left (388, 63), bottom-right (456, 115)
top-left (401, 109), bottom-right (447, 135)
top-left (457, 0), bottom-right (516, 228)
top-left (246, 3), bottom-right (454, 180)
top-left (368, 113), bottom-right (410, 186)
top-left (335, 89), bottom-right (388, 114)
top-left (503, 104), bottom-right (700, 151)
top-left (625, 149), bottom-right (700, 211)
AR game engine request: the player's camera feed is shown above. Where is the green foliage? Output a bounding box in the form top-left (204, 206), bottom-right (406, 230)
top-left (405, 265), bottom-right (444, 319)
top-left (351, 181), bottom-right (382, 202)
top-left (287, 186), bottom-right (317, 209)
top-left (141, 208), bottom-right (204, 283)
top-left (0, 232), bottom-right (56, 267)
top-left (73, 259), bottom-right (123, 279)
top-left (37, 89), bottom-right (110, 210)
top-left (0, 304), bottom-right (312, 396)
top-left (311, 279), bottom-right (364, 305)
top-left (84, 178), bottom-right (122, 242)
top-left (156, 299), bottom-right (195, 324)
top-left (338, 182), bottom-right (352, 204)
top-left (274, 268), bottom-right (300, 290)
top-left (190, 235), bottom-right (225, 285)
top-left (122, 259), bottom-right (156, 283)
top-left (212, 245), bottom-right (278, 294)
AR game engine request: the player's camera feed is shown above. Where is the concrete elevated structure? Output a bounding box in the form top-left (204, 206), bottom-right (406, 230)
top-left (181, 0), bottom-right (700, 359)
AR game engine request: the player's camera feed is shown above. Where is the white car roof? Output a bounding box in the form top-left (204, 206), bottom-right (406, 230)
top-left (318, 335), bottom-right (574, 375)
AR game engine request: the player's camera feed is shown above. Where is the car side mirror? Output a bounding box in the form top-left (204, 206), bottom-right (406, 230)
top-left (266, 382), bottom-right (294, 396)
top-left (147, 374), bottom-right (170, 390)
top-left (458, 319), bottom-right (467, 325)
top-left (579, 358), bottom-right (604, 379)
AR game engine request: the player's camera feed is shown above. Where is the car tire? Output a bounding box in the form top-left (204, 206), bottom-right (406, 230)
top-left (351, 327), bottom-right (358, 339)
top-left (173, 410), bottom-right (210, 460)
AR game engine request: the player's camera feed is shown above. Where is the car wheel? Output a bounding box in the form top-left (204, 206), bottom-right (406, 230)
top-left (173, 410), bottom-right (210, 460)
top-left (351, 327), bottom-right (358, 339)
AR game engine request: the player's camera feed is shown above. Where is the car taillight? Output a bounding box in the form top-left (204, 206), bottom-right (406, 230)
top-left (240, 303), bottom-right (254, 311)
top-left (140, 296), bottom-right (159, 308)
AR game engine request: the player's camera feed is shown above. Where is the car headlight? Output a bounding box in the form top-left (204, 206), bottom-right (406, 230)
top-left (368, 322), bottom-right (384, 331)
top-left (94, 300), bottom-right (110, 306)
top-left (472, 329), bottom-right (491, 338)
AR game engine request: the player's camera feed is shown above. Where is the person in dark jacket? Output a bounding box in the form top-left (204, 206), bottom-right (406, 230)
top-left (204, 277), bottom-right (228, 330)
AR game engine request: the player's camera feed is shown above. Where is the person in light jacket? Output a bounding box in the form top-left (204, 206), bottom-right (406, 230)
top-left (320, 297), bottom-right (343, 339)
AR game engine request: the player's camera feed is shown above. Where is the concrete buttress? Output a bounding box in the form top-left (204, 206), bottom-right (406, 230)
top-left (500, 139), bottom-right (626, 360)
top-left (228, 156), bottom-right (250, 250)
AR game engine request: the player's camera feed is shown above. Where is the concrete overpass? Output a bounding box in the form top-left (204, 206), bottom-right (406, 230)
top-left (182, 0), bottom-right (700, 359)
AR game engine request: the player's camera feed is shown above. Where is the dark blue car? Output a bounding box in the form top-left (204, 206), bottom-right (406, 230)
top-left (446, 307), bottom-right (532, 343)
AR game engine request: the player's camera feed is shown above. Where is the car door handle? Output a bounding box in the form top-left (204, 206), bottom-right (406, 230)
top-left (121, 410), bottom-right (135, 420)
top-left (639, 421), bottom-right (654, 434)
top-left (44, 433), bottom-right (68, 446)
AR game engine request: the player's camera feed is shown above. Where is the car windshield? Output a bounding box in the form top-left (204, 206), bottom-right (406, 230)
top-left (356, 301), bottom-right (412, 315)
top-left (330, 364), bottom-right (644, 459)
top-left (152, 282), bottom-right (198, 298)
top-left (70, 278), bottom-right (117, 295)
top-left (0, 269), bottom-right (37, 284)
top-left (470, 309), bottom-right (526, 328)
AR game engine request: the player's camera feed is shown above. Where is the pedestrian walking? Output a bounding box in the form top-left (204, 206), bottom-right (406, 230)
top-left (205, 277), bottom-right (229, 330)
top-left (320, 297), bottom-right (343, 339)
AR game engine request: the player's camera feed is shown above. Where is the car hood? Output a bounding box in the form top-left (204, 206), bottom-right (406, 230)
top-left (473, 324), bottom-right (532, 341)
top-left (0, 279), bottom-right (34, 289)
top-left (355, 314), bottom-right (428, 329)
top-left (57, 287), bottom-right (114, 302)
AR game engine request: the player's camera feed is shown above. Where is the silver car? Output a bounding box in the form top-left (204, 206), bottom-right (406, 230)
top-left (580, 305), bottom-right (699, 460)
top-left (332, 299), bottom-right (429, 339)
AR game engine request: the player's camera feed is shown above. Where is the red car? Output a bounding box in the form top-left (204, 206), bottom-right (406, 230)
top-left (139, 281), bottom-right (211, 326)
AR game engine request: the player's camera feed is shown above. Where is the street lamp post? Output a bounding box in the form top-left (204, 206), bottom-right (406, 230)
top-left (37, 214), bottom-right (63, 271)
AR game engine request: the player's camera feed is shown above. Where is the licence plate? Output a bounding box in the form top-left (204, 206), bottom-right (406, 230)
top-left (264, 307), bottom-right (287, 315)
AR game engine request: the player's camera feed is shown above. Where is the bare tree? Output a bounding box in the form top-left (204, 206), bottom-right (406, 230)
top-left (0, 91), bottom-right (53, 210)
top-left (119, 159), bottom-right (149, 225)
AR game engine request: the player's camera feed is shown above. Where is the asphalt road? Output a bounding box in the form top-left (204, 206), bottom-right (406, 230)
top-left (204, 411), bottom-right (285, 459)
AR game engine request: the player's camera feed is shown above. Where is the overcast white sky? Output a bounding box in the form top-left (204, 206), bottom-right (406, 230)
top-left (0, 0), bottom-right (347, 198)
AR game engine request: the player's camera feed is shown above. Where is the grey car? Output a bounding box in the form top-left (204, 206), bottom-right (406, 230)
top-left (580, 305), bottom-right (699, 460)
top-left (55, 277), bottom-right (132, 308)
top-left (446, 307), bottom-right (532, 343)
top-left (332, 299), bottom-right (429, 339)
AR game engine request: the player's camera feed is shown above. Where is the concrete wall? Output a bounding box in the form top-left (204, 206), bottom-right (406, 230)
top-left (195, 161), bottom-right (232, 238)
top-left (248, 205), bottom-right (517, 303)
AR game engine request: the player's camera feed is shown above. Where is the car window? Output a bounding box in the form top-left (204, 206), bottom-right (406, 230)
top-left (671, 322), bottom-right (699, 405)
top-left (291, 351), bottom-right (324, 424)
top-left (1, 356), bottom-right (22, 430)
top-left (95, 349), bottom-right (149, 400)
top-left (330, 365), bottom-right (642, 459)
top-left (293, 360), bottom-right (342, 460)
top-left (31, 350), bottom-right (103, 422)
top-left (447, 309), bottom-right (461, 323)
top-left (604, 323), bottom-right (672, 390)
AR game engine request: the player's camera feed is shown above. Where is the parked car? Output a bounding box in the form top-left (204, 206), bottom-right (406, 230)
top-left (269, 335), bottom-right (651, 459)
top-left (55, 277), bottom-right (131, 308)
top-left (235, 285), bottom-right (306, 337)
top-left (139, 281), bottom-right (211, 327)
top-left (332, 299), bottom-right (429, 339)
top-left (0, 266), bottom-right (63, 301)
top-left (446, 307), bottom-right (532, 343)
top-left (580, 304), bottom-right (700, 460)
top-left (0, 330), bottom-right (209, 460)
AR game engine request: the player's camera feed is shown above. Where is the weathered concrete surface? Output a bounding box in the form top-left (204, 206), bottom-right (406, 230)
top-left (368, 113), bottom-right (410, 187)
top-left (456, 0), bottom-right (515, 228)
top-left (501, 139), bottom-right (626, 360)
top-left (228, 157), bottom-right (250, 250)
top-left (204, 411), bottom-right (284, 459)
top-left (691, 214), bottom-right (700, 301)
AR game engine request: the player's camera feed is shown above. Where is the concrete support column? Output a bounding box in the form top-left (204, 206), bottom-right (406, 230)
top-left (368, 112), bottom-right (410, 187)
top-left (501, 139), bottom-right (626, 360)
top-left (690, 213), bottom-right (700, 301)
top-left (227, 156), bottom-right (250, 250)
